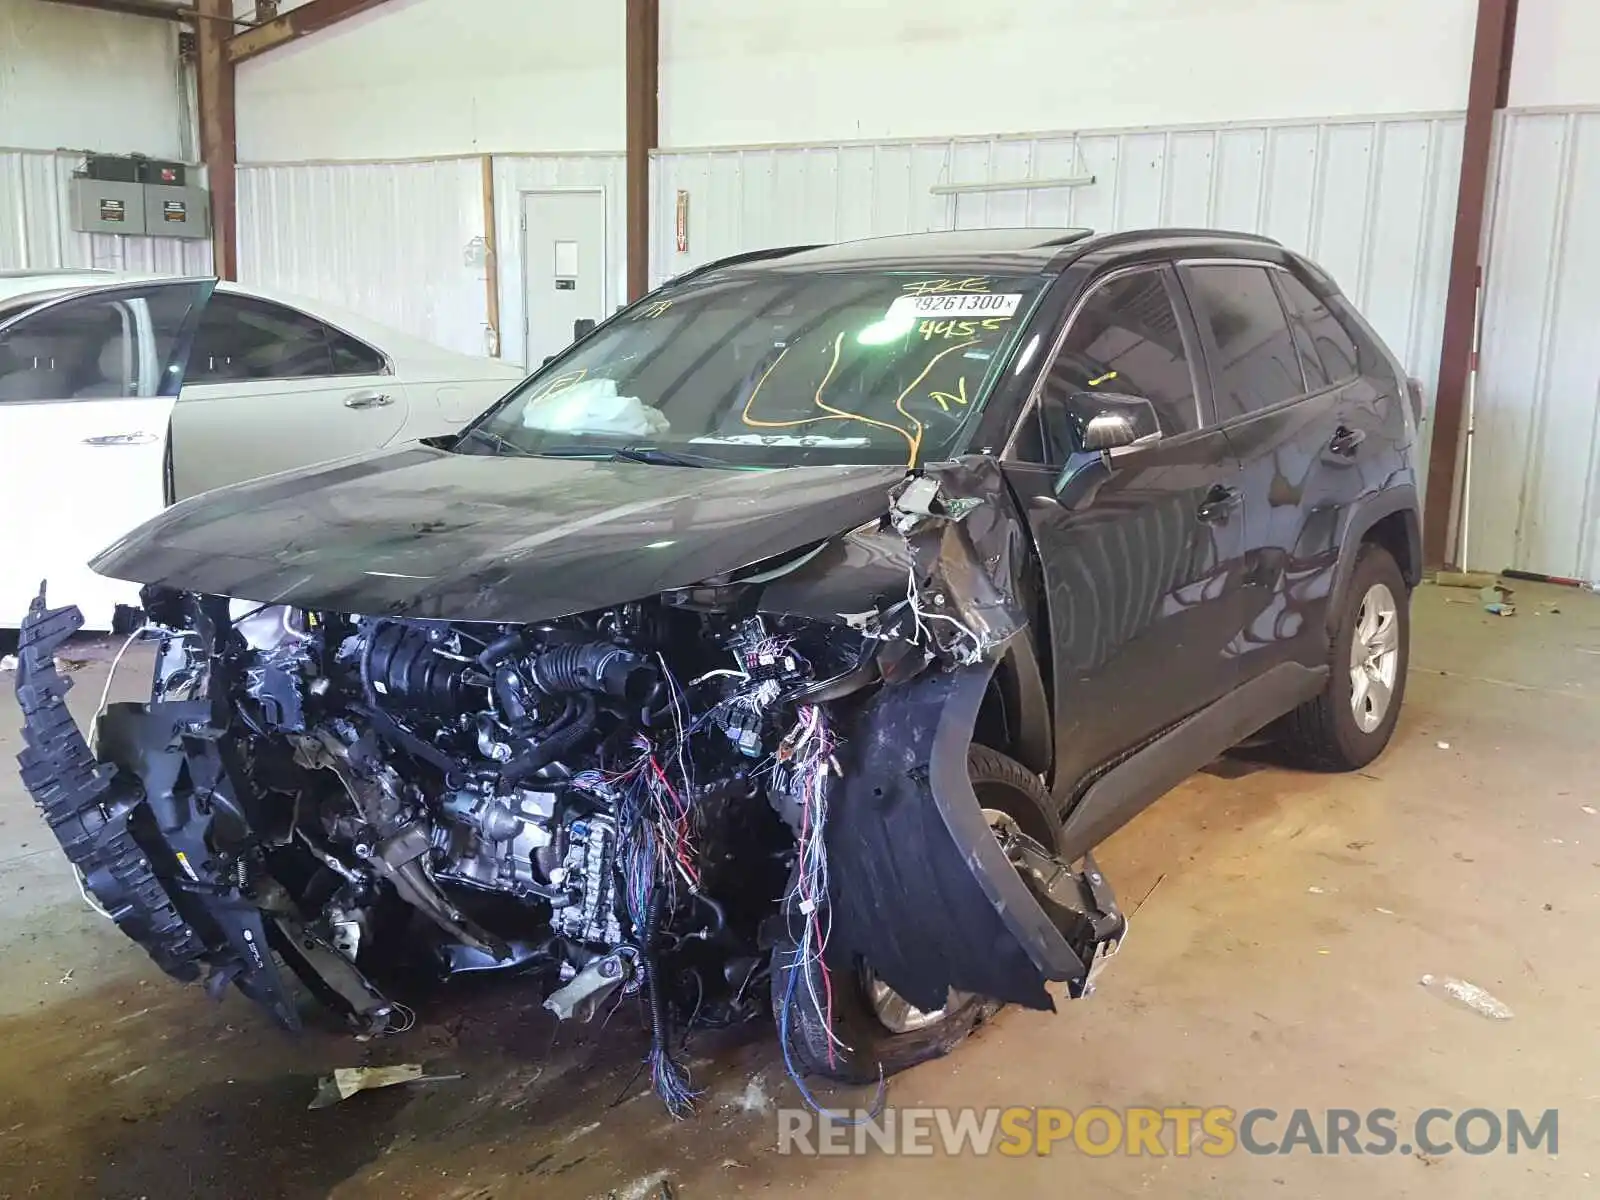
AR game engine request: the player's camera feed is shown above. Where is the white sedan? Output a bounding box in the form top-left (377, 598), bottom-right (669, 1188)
top-left (0, 271), bottom-right (526, 630)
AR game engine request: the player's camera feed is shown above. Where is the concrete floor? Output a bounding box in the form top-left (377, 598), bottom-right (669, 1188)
top-left (0, 581), bottom-right (1597, 1198)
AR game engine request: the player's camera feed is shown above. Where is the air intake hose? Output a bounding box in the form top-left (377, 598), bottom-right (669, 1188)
top-left (527, 643), bottom-right (657, 704)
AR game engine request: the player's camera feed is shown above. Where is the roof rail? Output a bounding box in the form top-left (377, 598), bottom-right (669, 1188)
top-left (664, 244), bottom-right (823, 288)
top-left (1082, 227), bottom-right (1281, 252)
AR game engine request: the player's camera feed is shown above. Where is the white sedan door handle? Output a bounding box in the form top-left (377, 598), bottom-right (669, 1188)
top-left (344, 390), bottom-right (395, 410)
top-left (82, 433), bottom-right (157, 446)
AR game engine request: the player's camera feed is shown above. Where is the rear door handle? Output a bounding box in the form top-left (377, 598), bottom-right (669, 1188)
top-left (82, 433), bottom-right (157, 446)
top-left (344, 390), bottom-right (394, 410)
top-left (1196, 484), bottom-right (1242, 523)
top-left (1329, 425), bottom-right (1366, 456)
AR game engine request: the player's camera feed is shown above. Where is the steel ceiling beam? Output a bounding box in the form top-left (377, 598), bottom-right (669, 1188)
top-left (226, 0), bottom-right (394, 63)
top-left (35, 0), bottom-right (197, 22)
top-left (625, 0), bottom-right (659, 302)
top-left (197, 0), bottom-right (237, 279)
top-left (1424, 0), bottom-right (1520, 567)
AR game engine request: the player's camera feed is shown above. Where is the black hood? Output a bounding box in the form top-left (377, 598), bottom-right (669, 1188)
top-left (91, 445), bottom-right (908, 623)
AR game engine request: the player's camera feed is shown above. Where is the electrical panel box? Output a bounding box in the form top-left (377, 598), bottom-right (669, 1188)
top-left (70, 177), bottom-right (146, 235)
top-left (142, 184), bottom-right (209, 238)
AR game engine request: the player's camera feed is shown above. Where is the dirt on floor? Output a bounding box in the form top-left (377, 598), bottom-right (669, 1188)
top-left (0, 582), bottom-right (1597, 1199)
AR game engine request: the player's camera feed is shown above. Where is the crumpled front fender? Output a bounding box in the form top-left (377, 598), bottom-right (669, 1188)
top-left (825, 660), bottom-right (1115, 1012)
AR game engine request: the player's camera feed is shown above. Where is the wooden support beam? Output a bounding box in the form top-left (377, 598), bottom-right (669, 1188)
top-left (197, 0), bottom-right (237, 279)
top-left (227, 0), bottom-right (393, 63)
top-left (625, 0), bottom-right (659, 302)
top-left (1424, 0), bottom-right (1520, 567)
top-left (481, 156), bottom-right (502, 358)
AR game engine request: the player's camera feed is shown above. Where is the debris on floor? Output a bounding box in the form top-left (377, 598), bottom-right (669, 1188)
top-left (0, 655), bottom-right (15, 672)
top-left (308, 1064), bottom-right (463, 1109)
top-left (1480, 584), bottom-right (1516, 616)
top-left (1419, 974), bottom-right (1515, 1020)
top-left (1433, 570), bottom-right (1500, 589)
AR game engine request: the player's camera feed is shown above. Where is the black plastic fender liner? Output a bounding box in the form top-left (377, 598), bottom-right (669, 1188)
top-left (14, 594), bottom-right (210, 981)
top-left (14, 589), bottom-right (303, 1030)
top-left (825, 661), bottom-right (1089, 1013)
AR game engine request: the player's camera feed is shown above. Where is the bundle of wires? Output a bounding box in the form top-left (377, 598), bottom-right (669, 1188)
top-left (903, 565), bottom-right (984, 666)
top-left (581, 657), bottom-right (702, 1116)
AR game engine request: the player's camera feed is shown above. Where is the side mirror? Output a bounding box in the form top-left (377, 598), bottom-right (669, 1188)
top-left (573, 317), bottom-right (597, 340)
top-left (1048, 391), bottom-right (1162, 506)
top-left (1065, 391), bottom-right (1161, 452)
top-left (1082, 411), bottom-right (1137, 451)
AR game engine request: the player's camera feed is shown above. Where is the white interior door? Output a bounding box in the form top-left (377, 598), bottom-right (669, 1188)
top-left (521, 191), bottom-right (607, 368)
top-left (0, 280), bottom-right (212, 629)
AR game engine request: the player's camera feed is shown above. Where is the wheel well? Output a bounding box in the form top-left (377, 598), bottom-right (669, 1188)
top-left (1362, 509), bottom-right (1419, 588)
top-left (974, 678), bottom-right (1014, 762)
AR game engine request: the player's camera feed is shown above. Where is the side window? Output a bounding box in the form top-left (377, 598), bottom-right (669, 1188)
top-left (327, 326), bottom-right (387, 375)
top-left (1033, 269), bottom-right (1199, 455)
top-left (186, 294), bottom-right (335, 383)
top-left (1275, 272), bottom-right (1359, 385)
top-left (1182, 264), bottom-right (1305, 421)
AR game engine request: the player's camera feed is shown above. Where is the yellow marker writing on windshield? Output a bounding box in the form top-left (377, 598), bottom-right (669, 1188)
top-left (928, 376), bottom-right (969, 413)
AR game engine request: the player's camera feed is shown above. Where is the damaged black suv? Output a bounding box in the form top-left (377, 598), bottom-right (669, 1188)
top-left (15, 228), bottom-right (1419, 1107)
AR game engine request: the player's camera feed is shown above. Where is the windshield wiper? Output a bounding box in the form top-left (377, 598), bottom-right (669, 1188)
top-left (534, 444), bottom-right (726, 468)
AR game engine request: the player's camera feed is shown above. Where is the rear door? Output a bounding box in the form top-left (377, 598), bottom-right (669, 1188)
top-left (1178, 261), bottom-right (1378, 681)
top-left (1001, 265), bottom-right (1247, 809)
top-left (0, 279), bottom-right (212, 628)
top-left (171, 291), bottom-right (410, 498)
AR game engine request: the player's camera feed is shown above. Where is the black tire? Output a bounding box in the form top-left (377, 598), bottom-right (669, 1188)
top-left (1278, 543), bottom-right (1410, 770)
top-left (771, 744), bottom-right (1052, 1085)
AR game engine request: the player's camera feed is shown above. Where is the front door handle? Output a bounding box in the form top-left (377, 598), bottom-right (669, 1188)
top-left (1196, 484), bottom-right (1242, 523)
top-left (1329, 424), bottom-right (1366, 456)
top-left (344, 390), bottom-right (395, 410)
top-left (82, 432), bottom-right (157, 446)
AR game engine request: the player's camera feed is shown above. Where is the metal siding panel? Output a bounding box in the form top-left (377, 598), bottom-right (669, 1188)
top-left (835, 145), bottom-right (880, 243)
top-left (1471, 114), bottom-right (1570, 575)
top-left (1490, 112), bottom-right (1600, 579)
top-left (949, 140), bottom-right (992, 229)
top-left (1026, 136), bottom-right (1085, 227)
top-left (1261, 125), bottom-right (1320, 249)
top-left (983, 139), bottom-right (1034, 229)
top-left (1114, 132), bottom-right (1167, 230)
top-left (1163, 130), bottom-right (1216, 227)
top-left (237, 159), bottom-right (486, 357)
top-left (1358, 121), bottom-right (1434, 387)
top-left (1213, 128), bottom-right (1267, 232)
top-left (1072, 134), bottom-right (1122, 231)
top-left (1309, 123), bottom-right (1376, 299)
top-left (870, 143), bottom-right (918, 235)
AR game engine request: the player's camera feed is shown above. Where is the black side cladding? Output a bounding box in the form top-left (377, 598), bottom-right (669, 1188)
top-left (14, 591), bottom-right (207, 978)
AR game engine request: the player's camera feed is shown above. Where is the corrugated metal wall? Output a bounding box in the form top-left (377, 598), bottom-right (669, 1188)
top-left (1469, 109), bottom-right (1600, 581)
top-left (652, 115), bottom-right (1463, 482)
top-left (491, 154), bottom-right (626, 367)
top-left (237, 158), bottom-right (489, 358)
top-left (0, 148), bottom-right (211, 275)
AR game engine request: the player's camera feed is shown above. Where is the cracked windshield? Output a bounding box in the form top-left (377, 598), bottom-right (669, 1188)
top-left (460, 270), bottom-right (1048, 468)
